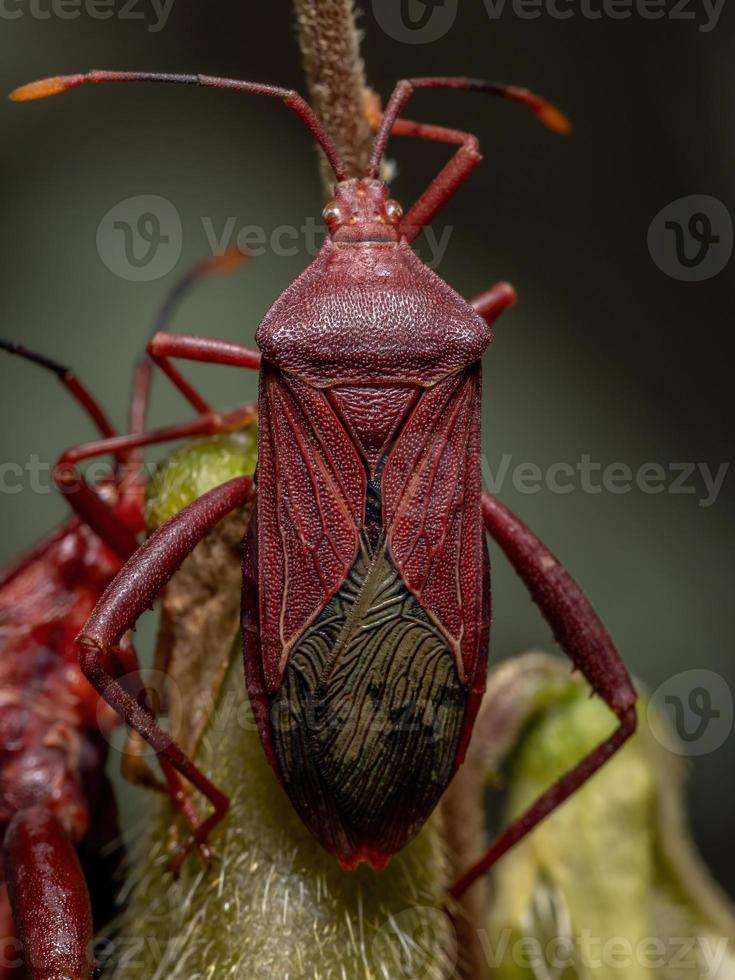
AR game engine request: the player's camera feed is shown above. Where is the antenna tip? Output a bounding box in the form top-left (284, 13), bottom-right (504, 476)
top-left (363, 88), bottom-right (383, 131)
top-left (9, 75), bottom-right (81, 102)
top-left (537, 102), bottom-right (572, 135)
top-left (209, 249), bottom-right (249, 275)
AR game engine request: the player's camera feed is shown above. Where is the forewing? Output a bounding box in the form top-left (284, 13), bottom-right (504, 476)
top-left (257, 366), bottom-right (365, 690)
top-left (382, 366), bottom-right (485, 683)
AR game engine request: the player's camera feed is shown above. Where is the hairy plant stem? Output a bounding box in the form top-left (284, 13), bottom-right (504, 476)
top-left (293, 0), bottom-right (373, 191)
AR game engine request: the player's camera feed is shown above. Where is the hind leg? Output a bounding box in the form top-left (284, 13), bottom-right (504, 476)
top-left (3, 808), bottom-right (93, 979)
top-left (449, 494), bottom-right (637, 901)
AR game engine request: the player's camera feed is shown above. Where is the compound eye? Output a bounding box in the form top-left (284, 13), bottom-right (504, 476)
top-left (385, 199), bottom-right (403, 223)
top-left (323, 203), bottom-right (345, 227)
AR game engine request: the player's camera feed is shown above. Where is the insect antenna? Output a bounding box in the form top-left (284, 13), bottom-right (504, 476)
top-left (10, 71), bottom-right (347, 182)
top-left (369, 76), bottom-right (571, 176)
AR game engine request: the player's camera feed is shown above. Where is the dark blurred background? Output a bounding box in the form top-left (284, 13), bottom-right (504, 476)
top-left (0, 2), bottom-right (733, 892)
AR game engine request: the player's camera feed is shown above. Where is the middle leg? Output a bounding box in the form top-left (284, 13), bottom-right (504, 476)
top-left (470, 282), bottom-right (517, 328)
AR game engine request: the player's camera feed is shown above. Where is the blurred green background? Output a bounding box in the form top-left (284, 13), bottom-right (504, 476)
top-left (0, 2), bottom-right (732, 894)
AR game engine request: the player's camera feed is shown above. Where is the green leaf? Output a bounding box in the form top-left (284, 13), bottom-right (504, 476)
top-left (481, 659), bottom-right (735, 980)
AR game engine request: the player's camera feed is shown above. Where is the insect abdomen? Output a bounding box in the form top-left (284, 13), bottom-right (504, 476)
top-left (269, 539), bottom-right (467, 869)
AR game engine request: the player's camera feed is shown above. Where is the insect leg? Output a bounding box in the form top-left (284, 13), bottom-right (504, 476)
top-left (159, 761), bottom-right (216, 868)
top-left (77, 476), bottom-right (254, 863)
top-left (449, 492), bottom-right (637, 901)
top-left (397, 133), bottom-right (480, 243)
top-left (0, 339), bottom-right (117, 439)
top-left (116, 634), bottom-right (213, 863)
top-left (469, 282), bottom-right (517, 327)
top-left (146, 333), bottom-right (261, 415)
top-left (53, 406), bottom-right (255, 560)
top-left (3, 807), bottom-right (93, 979)
top-left (125, 250), bottom-right (248, 447)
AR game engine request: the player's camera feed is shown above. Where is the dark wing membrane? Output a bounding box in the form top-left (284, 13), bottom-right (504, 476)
top-left (269, 540), bottom-right (467, 863)
top-left (382, 366), bottom-right (485, 683)
top-left (257, 366), bottom-right (365, 690)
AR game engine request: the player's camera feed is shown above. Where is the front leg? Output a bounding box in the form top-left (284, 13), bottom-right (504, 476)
top-left (449, 493), bottom-right (637, 900)
top-left (147, 333), bottom-right (261, 415)
top-left (54, 406), bottom-right (255, 561)
top-left (78, 475), bottom-right (254, 864)
top-left (469, 282), bottom-right (517, 328)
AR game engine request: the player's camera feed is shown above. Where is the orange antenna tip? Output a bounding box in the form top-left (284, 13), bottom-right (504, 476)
top-left (363, 88), bottom-right (383, 131)
top-left (537, 102), bottom-right (572, 136)
top-left (9, 74), bottom-right (83, 102)
top-left (209, 249), bottom-right (249, 275)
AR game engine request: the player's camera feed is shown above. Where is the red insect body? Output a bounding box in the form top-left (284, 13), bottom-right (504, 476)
top-left (0, 474), bottom-right (140, 978)
top-left (13, 67), bottom-right (637, 901)
top-left (254, 238), bottom-right (490, 680)
top-left (244, 229), bottom-right (492, 867)
top-left (0, 516), bottom-right (125, 821)
top-left (0, 255), bottom-right (241, 977)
